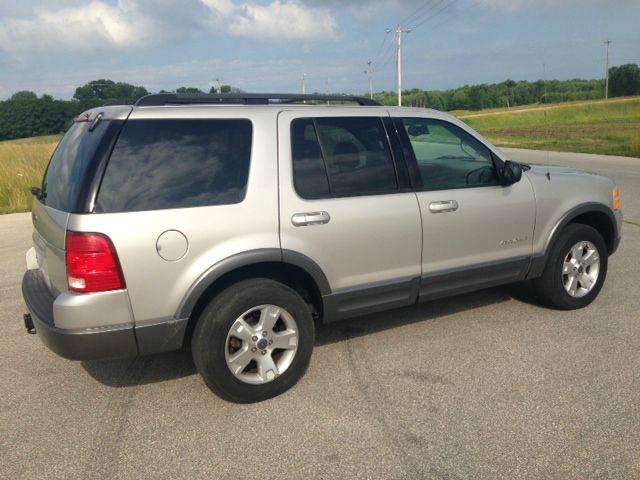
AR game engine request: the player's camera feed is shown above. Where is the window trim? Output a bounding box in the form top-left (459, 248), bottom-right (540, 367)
top-left (393, 117), bottom-right (505, 193)
top-left (291, 116), bottom-right (408, 200)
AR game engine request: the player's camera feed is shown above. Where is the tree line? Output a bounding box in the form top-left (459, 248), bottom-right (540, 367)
top-left (1, 65), bottom-right (639, 141)
top-left (0, 79), bottom-right (234, 141)
top-left (375, 64), bottom-right (640, 109)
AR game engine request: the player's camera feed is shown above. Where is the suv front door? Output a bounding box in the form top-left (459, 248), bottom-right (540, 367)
top-left (394, 116), bottom-right (536, 300)
top-left (278, 111), bottom-right (422, 320)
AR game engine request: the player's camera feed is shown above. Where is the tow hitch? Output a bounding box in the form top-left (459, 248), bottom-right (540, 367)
top-left (24, 313), bottom-right (36, 334)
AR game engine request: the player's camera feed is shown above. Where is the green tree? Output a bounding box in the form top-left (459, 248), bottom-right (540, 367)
top-left (176, 87), bottom-right (204, 94)
top-left (11, 91), bottom-right (39, 102)
top-left (451, 88), bottom-right (470, 110)
top-left (609, 64), bottom-right (640, 97)
top-left (73, 79), bottom-right (148, 107)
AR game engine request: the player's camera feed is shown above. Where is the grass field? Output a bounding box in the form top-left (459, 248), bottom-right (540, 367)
top-left (0, 135), bottom-right (60, 214)
top-left (456, 97), bottom-right (640, 157)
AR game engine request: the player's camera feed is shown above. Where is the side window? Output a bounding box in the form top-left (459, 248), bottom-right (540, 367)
top-left (400, 118), bottom-right (498, 191)
top-left (291, 117), bottom-right (397, 198)
top-left (96, 119), bottom-right (252, 212)
top-left (291, 119), bottom-right (330, 198)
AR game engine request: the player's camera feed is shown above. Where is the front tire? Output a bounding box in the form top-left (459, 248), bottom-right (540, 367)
top-left (192, 279), bottom-right (314, 403)
top-left (533, 223), bottom-right (608, 310)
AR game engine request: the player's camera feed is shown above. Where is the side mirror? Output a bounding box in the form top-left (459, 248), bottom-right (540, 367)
top-left (502, 160), bottom-right (522, 186)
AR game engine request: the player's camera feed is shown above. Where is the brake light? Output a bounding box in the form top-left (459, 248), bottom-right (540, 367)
top-left (66, 232), bottom-right (125, 293)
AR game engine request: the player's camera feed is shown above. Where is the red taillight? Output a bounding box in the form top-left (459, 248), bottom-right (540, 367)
top-left (66, 232), bottom-right (125, 294)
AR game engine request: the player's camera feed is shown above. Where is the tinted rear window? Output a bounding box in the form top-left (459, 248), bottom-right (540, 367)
top-left (41, 120), bottom-right (111, 212)
top-left (96, 119), bottom-right (252, 212)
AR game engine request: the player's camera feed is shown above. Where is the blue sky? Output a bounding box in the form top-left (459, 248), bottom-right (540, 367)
top-left (0, 0), bottom-right (638, 99)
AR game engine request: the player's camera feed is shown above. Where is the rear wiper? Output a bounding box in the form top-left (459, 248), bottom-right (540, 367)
top-left (88, 112), bottom-right (104, 132)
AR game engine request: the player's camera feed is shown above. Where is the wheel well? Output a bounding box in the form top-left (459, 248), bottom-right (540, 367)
top-left (182, 262), bottom-right (324, 348)
top-left (568, 211), bottom-right (615, 253)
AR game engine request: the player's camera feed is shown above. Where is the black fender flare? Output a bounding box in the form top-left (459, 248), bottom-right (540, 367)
top-left (174, 249), bottom-right (331, 320)
top-left (529, 202), bottom-right (617, 278)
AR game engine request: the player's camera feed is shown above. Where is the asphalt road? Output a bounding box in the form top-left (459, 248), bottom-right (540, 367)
top-left (2, 149), bottom-right (639, 479)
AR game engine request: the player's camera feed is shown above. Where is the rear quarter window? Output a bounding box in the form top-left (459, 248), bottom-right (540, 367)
top-left (96, 119), bottom-right (252, 213)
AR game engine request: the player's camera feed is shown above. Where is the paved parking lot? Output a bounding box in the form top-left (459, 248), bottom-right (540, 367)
top-left (2, 149), bottom-right (639, 479)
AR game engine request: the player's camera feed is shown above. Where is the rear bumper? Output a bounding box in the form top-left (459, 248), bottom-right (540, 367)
top-left (22, 269), bottom-right (138, 360)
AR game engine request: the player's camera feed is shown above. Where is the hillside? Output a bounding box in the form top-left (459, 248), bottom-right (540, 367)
top-left (455, 97), bottom-right (640, 157)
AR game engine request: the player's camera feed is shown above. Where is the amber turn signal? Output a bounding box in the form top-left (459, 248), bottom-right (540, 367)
top-left (613, 188), bottom-right (621, 211)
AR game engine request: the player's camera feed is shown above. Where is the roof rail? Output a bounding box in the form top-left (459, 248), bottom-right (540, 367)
top-left (135, 93), bottom-right (381, 107)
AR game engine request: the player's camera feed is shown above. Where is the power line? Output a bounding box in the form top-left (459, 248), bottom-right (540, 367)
top-left (366, 0), bottom-right (459, 97)
top-left (410, 0), bottom-right (458, 30)
top-left (406, 0), bottom-right (448, 28)
top-left (374, 39), bottom-right (396, 70)
top-left (370, 30), bottom-right (391, 66)
top-left (397, 0), bottom-right (440, 28)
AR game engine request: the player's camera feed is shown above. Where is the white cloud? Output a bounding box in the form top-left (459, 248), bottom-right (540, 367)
top-left (474, 0), bottom-right (634, 12)
top-left (0, 1), bottom-right (166, 53)
top-left (226, 1), bottom-right (338, 40)
top-left (0, 0), bottom-right (338, 54)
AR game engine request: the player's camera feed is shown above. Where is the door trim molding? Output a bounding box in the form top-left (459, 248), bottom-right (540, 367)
top-left (419, 256), bottom-right (530, 302)
top-left (321, 256), bottom-right (530, 322)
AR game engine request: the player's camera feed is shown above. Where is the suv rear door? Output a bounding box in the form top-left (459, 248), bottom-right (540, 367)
top-left (393, 115), bottom-right (536, 300)
top-left (277, 110), bottom-right (422, 320)
top-left (32, 108), bottom-right (130, 295)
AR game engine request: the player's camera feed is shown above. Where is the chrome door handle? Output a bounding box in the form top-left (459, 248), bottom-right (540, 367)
top-left (291, 211), bottom-right (331, 227)
top-left (429, 200), bottom-right (459, 213)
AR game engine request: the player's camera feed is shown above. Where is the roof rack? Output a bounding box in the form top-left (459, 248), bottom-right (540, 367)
top-left (135, 93), bottom-right (381, 107)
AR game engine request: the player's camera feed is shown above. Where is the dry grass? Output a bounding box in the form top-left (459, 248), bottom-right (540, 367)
top-left (631, 132), bottom-right (640, 157)
top-left (0, 136), bottom-right (61, 214)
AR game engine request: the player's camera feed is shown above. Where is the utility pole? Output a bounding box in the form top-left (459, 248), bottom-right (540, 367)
top-left (302, 73), bottom-right (308, 95)
top-left (542, 63), bottom-right (547, 103)
top-left (604, 40), bottom-right (612, 99)
top-left (214, 78), bottom-right (224, 93)
top-left (364, 60), bottom-right (374, 99)
top-left (325, 76), bottom-right (330, 104)
top-left (387, 26), bottom-right (411, 106)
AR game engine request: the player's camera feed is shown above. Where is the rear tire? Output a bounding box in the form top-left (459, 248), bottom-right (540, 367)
top-left (192, 278), bottom-right (314, 403)
top-left (533, 223), bottom-right (608, 310)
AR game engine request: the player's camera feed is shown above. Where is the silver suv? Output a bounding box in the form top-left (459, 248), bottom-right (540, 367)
top-left (22, 93), bottom-right (623, 403)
